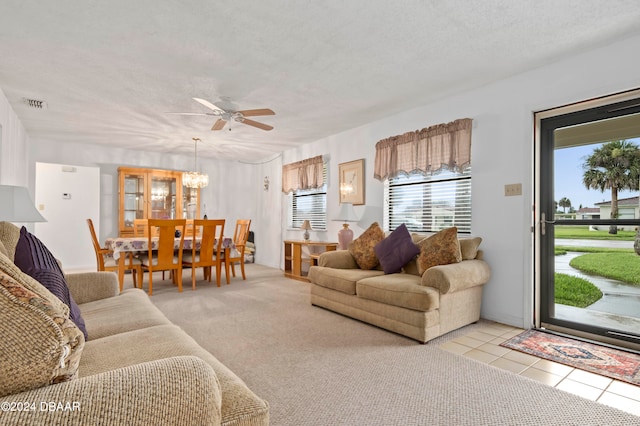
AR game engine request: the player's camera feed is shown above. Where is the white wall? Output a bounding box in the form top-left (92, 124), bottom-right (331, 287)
top-left (253, 155), bottom-right (283, 268)
top-left (278, 33), bottom-right (640, 329)
top-left (0, 88), bottom-right (29, 187)
top-left (34, 162), bottom-right (100, 270)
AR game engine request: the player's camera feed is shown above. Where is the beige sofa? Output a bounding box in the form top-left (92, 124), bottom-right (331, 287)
top-left (0, 222), bottom-right (268, 426)
top-left (308, 236), bottom-right (491, 343)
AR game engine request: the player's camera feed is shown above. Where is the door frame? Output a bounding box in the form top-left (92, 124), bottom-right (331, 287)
top-left (534, 88), bottom-right (640, 350)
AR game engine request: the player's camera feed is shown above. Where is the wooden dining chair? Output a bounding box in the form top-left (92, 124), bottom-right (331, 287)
top-left (140, 219), bottom-right (186, 295)
top-left (182, 219), bottom-right (226, 289)
top-left (133, 218), bottom-right (159, 237)
top-left (184, 219), bottom-right (202, 237)
top-left (223, 219), bottom-right (251, 281)
top-left (87, 218), bottom-right (142, 287)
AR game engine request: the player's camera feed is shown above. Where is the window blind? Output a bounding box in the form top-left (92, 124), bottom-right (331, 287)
top-left (289, 164), bottom-right (328, 230)
top-left (384, 168), bottom-right (471, 233)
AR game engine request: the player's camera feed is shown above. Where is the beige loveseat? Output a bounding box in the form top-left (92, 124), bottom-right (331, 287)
top-left (308, 233), bottom-right (491, 344)
top-left (0, 222), bottom-right (269, 425)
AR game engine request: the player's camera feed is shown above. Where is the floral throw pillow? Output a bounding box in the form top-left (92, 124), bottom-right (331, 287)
top-left (416, 227), bottom-right (462, 275)
top-left (0, 270), bottom-right (84, 397)
top-left (348, 222), bottom-right (385, 270)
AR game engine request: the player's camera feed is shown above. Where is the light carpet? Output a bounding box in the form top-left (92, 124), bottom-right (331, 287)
top-left (146, 264), bottom-right (640, 425)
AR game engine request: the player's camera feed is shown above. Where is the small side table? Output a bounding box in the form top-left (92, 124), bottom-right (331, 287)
top-left (284, 240), bottom-right (338, 282)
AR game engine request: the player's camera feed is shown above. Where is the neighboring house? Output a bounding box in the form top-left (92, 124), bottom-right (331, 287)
top-left (576, 207), bottom-right (600, 220)
top-left (594, 196), bottom-right (640, 231)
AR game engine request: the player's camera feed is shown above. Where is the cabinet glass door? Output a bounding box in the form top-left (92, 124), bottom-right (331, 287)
top-left (123, 173), bottom-right (145, 228)
top-left (150, 175), bottom-right (177, 219)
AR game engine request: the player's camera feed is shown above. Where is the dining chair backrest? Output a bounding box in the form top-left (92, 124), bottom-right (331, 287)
top-left (234, 219), bottom-right (251, 247)
top-left (192, 219), bottom-right (225, 262)
top-left (134, 218), bottom-right (159, 237)
top-left (233, 219), bottom-right (251, 252)
top-left (87, 218), bottom-right (107, 270)
top-left (223, 219), bottom-right (252, 281)
top-left (133, 219), bottom-right (147, 237)
top-left (184, 219), bottom-right (202, 237)
top-left (147, 219), bottom-right (186, 269)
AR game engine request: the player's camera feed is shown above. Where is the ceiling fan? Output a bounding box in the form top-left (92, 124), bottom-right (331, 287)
top-left (169, 98), bottom-right (275, 131)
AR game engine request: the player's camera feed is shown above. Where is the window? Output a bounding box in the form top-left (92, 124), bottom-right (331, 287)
top-left (384, 167), bottom-right (471, 233)
top-left (289, 164), bottom-right (327, 230)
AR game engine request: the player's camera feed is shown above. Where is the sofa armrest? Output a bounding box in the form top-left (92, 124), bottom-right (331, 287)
top-left (421, 259), bottom-right (491, 294)
top-left (318, 250), bottom-right (359, 269)
top-left (0, 356), bottom-right (222, 426)
top-left (64, 271), bottom-right (119, 304)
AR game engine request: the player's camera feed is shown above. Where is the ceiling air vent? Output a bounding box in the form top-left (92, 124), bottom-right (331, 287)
top-left (22, 98), bottom-right (48, 109)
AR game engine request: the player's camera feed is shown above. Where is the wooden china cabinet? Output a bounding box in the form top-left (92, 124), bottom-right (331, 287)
top-left (117, 167), bottom-right (200, 236)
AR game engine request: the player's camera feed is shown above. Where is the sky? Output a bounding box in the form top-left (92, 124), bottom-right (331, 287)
top-left (554, 138), bottom-right (640, 210)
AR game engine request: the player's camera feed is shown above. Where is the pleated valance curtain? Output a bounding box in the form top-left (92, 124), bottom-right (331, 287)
top-left (282, 155), bottom-right (324, 193)
top-left (374, 118), bottom-right (472, 181)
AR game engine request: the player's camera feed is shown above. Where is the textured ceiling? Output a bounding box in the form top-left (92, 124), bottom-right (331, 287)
top-left (2, 1), bottom-right (640, 162)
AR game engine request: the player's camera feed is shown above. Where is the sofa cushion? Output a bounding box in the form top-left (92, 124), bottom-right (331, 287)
top-left (0, 269), bottom-right (84, 397)
top-left (14, 227), bottom-right (88, 340)
top-left (348, 222), bottom-right (385, 270)
top-left (460, 237), bottom-right (482, 260)
top-left (308, 266), bottom-right (384, 295)
top-left (374, 223), bottom-right (420, 274)
top-left (80, 288), bottom-right (172, 340)
top-left (80, 324), bottom-right (269, 426)
top-left (415, 227), bottom-right (462, 275)
top-left (356, 274), bottom-right (439, 312)
top-left (0, 239), bottom-right (7, 257)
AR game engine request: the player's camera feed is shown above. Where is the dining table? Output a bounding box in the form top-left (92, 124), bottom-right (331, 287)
top-left (105, 235), bottom-right (236, 291)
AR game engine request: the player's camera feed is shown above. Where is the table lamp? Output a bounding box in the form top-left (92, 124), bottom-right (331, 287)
top-left (0, 185), bottom-right (47, 222)
top-left (334, 202), bottom-right (358, 249)
top-left (301, 220), bottom-right (312, 241)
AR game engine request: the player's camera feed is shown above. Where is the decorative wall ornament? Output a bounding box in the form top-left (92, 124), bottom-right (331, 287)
top-left (339, 159), bottom-right (365, 205)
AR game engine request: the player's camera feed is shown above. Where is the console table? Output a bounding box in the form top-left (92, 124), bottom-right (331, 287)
top-left (284, 240), bottom-right (338, 282)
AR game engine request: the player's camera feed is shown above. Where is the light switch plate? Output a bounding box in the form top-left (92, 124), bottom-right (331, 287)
top-left (504, 183), bottom-right (522, 196)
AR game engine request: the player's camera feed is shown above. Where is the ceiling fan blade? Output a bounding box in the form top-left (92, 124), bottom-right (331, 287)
top-left (193, 97), bottom-right (225, 114)
top-left (211, 118), bottom-right (227, 131)
top-left (240, 118), bottom-right (274, 131)
top-left (237, 108), bottom-right (275, 117)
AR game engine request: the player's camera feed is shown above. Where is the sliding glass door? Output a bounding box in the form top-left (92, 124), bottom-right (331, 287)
top-left (536, 92), bottom-right (640, 350)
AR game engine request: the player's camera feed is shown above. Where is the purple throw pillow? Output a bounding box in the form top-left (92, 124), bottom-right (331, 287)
top-left (374, 223), bottom-right (420, 274)
top-left (14, 227), bottom-right (88, 340)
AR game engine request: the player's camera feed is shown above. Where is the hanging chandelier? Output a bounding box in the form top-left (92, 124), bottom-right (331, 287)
top-left (183, 137), bottom-right (209, 188)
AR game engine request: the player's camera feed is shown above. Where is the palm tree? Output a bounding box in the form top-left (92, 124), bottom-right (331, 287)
top-left (558, 197), bottom-right (571, 214)
top-left (582, 140), bottom-right (640, 234)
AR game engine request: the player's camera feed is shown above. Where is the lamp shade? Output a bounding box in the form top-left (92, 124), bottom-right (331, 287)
top-left (300, 220), bottom-right (313, 231)
top-left (0, 185), bottom-right (46, 222)
top-left (334, 202), bottom-right (359, 222)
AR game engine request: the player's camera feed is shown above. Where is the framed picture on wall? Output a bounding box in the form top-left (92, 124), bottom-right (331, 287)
top-left (339, 159), bottom-right (365, 205)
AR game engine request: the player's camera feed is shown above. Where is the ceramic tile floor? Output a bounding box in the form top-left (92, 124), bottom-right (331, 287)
top-left (440, 322), bottom-right (640, 417)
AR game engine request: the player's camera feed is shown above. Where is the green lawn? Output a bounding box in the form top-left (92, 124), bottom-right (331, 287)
top-left (554, 273), bottom-right (603, 308)
top-left (553, 227), bottom-right (640, 304)
top-left (569, 252), bottom-right (640, 286)
top-left (555, 225), bottom-right (636, 241)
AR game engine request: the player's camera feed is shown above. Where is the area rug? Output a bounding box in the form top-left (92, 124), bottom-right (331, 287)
top-left (501, 329), bottom-right (640, 386)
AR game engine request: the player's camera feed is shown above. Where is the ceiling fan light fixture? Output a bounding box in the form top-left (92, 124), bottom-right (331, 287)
top-left (183, 137), bottom-right (209, 189)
